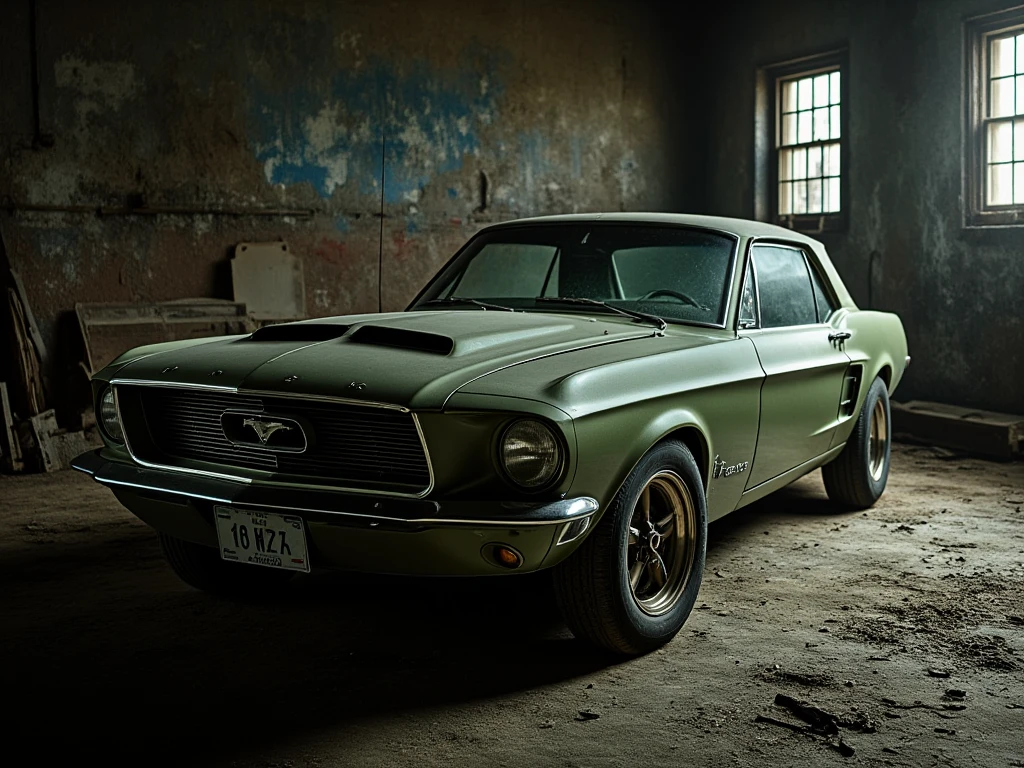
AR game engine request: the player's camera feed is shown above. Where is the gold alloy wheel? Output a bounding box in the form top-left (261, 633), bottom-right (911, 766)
top-left (626, 470), bottom-right (698, 616)
top-left (868, 398), bottom-right (889, 481)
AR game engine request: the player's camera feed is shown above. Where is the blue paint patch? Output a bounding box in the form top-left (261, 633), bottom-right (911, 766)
top-left (406, 219), bottom-right (420, 234)
top-left (334, 216), bottom-right (350, 234)
top-left (447, 187), bottom-right (459, 199)
top-left (245, 45), bottom-right (509, 202)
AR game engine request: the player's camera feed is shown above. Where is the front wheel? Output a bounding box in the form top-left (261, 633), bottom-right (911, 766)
top-left (553, 440), bottom-right (707, 655)
top-left (822, 376), bottom-right (892, 510)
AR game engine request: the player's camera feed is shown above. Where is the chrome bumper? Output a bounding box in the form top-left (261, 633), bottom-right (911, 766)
top-left (71, 449), bottom-right (598, 530)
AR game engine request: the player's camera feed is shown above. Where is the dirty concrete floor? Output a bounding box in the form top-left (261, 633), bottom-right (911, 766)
top-left (2, 443), bottom-right (1022, 767)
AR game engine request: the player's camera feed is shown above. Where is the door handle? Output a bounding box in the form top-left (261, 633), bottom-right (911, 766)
top-left (828, 331), bottom-right (852, 343)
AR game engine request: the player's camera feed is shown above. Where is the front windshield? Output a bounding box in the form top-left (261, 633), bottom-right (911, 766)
top-left (409, 224), bottom-right (737, 327)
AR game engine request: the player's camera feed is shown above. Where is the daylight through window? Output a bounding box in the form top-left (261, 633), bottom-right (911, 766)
top-left (986, 31), bottom-right (1024, 206)
top-left (778, 70), bottom-right (841, 216)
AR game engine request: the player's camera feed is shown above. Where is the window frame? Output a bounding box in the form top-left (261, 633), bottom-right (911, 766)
top-left (964, 6), bottom-right (1024, 228)
top-left (740, 240), bottom-right (838, 331)
top-left (756, 48), bottom-right (849, 234)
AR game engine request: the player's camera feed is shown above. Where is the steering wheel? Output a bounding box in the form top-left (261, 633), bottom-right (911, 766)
top-left (640, 289), bottom-right (703, 309)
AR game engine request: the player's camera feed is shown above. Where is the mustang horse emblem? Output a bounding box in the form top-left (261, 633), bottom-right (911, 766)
top-left (242, 418), bottom-right (293, 445)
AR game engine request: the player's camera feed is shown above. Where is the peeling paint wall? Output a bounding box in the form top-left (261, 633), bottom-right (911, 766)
top-left (703, 0), bottom-right (1024, 414)
top-left (0, 0), bottom-right (699, 398)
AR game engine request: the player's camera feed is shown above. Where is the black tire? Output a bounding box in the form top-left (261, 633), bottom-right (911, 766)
top-left (159, 534), bottom-right (294, 596)
top-left (552, 440), bottom-right (707, 655)
top-left (822, 376), bottom-right (891, 510)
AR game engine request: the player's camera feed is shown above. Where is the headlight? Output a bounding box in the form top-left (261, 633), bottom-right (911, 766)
top-left (99, 386), bottom-right (124, 443)
top-left (500, 419), bottom-right (562, 489)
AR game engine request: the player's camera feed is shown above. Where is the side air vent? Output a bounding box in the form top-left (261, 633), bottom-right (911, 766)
top-left (839, 365), bottom-right (863, 418)
top-left (249, 324), bottom-right (350, 342)
top-left (349, 326), bottom-right (454, 355)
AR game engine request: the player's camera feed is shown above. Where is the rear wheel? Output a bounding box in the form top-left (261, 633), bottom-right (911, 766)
top-left (159, 534), bottom-right (294, 596)
top-left (553, 440), bottom-right (707, 655)
top-left (822, 376), bottom-right (891, 510)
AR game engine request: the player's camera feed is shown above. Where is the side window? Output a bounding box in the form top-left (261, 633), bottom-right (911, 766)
top-left (807, 261), bottom-right (836, 322)
top-left (751, 245), bottom-right (817, 328)
top-left (738, 259), bottom-right (758, 328)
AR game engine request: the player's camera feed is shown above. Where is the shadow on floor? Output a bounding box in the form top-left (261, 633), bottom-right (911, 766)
top-left (3, 479), bottom-right (839, 763)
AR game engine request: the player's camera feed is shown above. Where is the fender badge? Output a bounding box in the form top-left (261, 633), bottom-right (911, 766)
top-left (713, 455), bottom-right (749, 479)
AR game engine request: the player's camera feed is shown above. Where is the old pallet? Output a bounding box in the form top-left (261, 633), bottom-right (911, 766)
top-left (892, 400), bottom-right (1024, 460)
top-left (75, 299), bottom-right (255, 375)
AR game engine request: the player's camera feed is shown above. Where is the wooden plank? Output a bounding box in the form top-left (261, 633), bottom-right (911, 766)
top-left (9, 269), bottom-right (48, 366)
top-left (7, 285), bottom-right (45, 416)
top-left (892, 400), bottom-right (1023, 460)
top-left (0, 381), bottom-right (24, 471)
top-left (29, 408), bottom-right (59, 472)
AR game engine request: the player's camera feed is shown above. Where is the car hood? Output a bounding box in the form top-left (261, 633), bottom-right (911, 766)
top-left (107, 310), bottom-right (681, 410)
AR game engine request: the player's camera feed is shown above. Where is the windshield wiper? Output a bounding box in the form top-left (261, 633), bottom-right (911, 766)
top-left (421, 296), bottom-right (516, 312)
top-left (536, 297), bottom-right (667, 332)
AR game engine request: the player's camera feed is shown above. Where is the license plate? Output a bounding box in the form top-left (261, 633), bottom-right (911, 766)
top-left (213, 506), bottom-right (310, 573)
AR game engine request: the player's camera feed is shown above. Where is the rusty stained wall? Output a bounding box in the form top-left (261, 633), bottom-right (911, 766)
top-left (0, 0), bottom-right (698, 383)
top-left (702, 0), bottom-right (1024, 415)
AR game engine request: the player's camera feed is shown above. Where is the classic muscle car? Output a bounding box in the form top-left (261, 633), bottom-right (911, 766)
top-left (73, 213), bottom-right (909, 655)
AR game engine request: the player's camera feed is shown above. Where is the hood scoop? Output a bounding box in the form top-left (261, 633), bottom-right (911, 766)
top-left (248, 323), bottom-right (351, 342)
top-left (349, 325), bottom-right (454, 355)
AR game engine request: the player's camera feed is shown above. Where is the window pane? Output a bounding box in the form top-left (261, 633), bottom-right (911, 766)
top-left (829, 105), bottom-right (841, 139)
top-left (798, 77), bottom-right (813, 110)
top-left (1015, 120), bottom-right (1024, 161)
top-left (829, 71), bottom-right (841, 105)
top-left (808, 179), bottom-right (823, 213)
top-left (992, 77), bottom-right (1015, 117)
top-left (827, 178), bottom-right (840, 213)
top-left (782, 80), bottom-right (797, 113)
top-left (989, 162), bottom-right (1013, 205)
top-left (779, 149), bottom-right (792, 180)
top-left (825, 142), bottom-right (841, 176)
top-left (990, 120), bottom-right (1013, 163)
top-left (752, 246), bottom-right (817, 328)
top-left (993, 35), bottom-right (1016, 78)
top-left (782, 113), bottom-right (797, 145)
top-left (798, 111), bottom-right (812, 143)
top-left (452, 243), bottom-right (559, 296)
top-left (739, 261), bottom-right (758, 327)
top-left (808, 145), bottom-right (823, 177)
top-left (1017, 76), bottom-right (1024, 115)
top-left (813, 107), bottom-right (829, 140)
top-left (779, 182), bottom-right (792, 215)
top-left (813, 74), bottom-right (829, 107)
top-left (792, 147), bottom-right (807, 179)
top-left (1017, 34), bottom-right (1024, 75)
top-left (808, 262), bottom-right (836, 322)
top-left (1016, 162), bottom-right (1024, 204)
top-left (794, 181), bottom-right (808, 214)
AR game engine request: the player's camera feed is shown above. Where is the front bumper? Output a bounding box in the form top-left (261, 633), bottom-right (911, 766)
top-left (72, 449), bottom-right (599, 576)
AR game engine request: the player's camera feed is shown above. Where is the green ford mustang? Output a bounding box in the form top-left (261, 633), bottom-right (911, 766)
top-left (73, 213), bottom-right (909, 654)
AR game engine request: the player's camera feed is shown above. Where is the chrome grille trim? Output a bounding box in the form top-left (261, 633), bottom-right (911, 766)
top-left (113, 380), bottom-right (435, 498)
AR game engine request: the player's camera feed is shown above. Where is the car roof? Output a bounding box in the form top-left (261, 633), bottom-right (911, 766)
top-left (482, 212), bottom-right (821, 245)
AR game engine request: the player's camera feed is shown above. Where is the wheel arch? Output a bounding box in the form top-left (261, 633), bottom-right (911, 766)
top-left (609, 410), bottom-right (714, 502)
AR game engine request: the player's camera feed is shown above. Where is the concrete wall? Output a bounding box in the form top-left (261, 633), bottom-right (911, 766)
top-left (703, 0), bottom-right (1024, 414)
top-left (0, 0), bottom-right (697, 393)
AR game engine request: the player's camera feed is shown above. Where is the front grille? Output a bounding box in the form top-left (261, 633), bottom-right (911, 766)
top-left (126, 386), bottom-right (431, 493)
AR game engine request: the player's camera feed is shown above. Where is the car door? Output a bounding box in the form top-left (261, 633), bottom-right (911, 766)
top-left (742, 243), bottom-right (851, 489)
